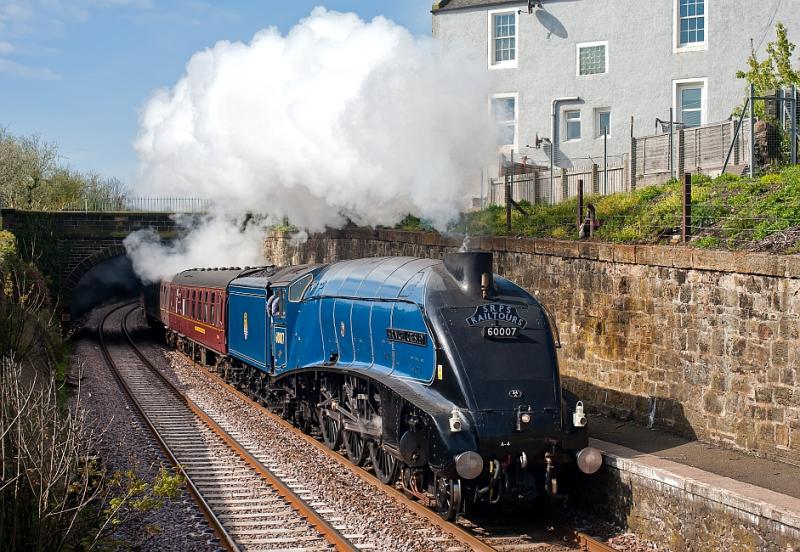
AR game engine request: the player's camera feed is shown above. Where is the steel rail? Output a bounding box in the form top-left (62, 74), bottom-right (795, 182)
top-left (98, 304), bottom-right (240, 552)
top-left (119, 305), bottom-right (357, 552)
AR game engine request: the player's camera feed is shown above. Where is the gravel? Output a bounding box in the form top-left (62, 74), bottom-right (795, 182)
top-left (70, 306), bottom-right (218, 551)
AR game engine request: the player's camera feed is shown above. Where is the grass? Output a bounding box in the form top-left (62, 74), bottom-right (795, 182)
top-left (454, 166), bottom-right (800, 252)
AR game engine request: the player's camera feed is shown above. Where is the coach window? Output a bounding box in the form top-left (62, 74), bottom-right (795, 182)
top-left (204, 292), bottom-right (210, 323)
top-left (210, 293), bottom-right (216, 326)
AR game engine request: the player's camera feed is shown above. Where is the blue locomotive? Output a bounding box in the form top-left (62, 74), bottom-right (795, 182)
top-left (147, 251), bottom-right (602, 520)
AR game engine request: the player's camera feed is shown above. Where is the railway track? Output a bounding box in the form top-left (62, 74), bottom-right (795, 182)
top-left (98, 304), bottom-right (360, 552)
top-left (142, 316), bottom-right (618, 552)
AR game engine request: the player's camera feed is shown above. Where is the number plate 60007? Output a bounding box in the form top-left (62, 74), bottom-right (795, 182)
top-left (483, 326), bottom-right (519, 339)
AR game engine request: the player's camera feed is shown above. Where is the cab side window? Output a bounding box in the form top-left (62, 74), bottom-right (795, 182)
top-left (288, 274), bottom-right (313, 302)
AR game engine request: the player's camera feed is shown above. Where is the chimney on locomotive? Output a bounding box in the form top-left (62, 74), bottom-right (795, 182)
top-left (443, 251), bottom-right (494, 299)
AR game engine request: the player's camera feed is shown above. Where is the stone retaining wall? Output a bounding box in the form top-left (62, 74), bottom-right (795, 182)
top-left (587, 439), bottom-right (800, 552)
top-left (263, 229), bottom-right (800, 464)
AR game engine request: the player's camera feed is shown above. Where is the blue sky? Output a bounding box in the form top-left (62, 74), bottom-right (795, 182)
top-left (0, 0), bottom-right (433, 185)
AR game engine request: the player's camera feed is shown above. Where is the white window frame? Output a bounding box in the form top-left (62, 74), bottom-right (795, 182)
top-left (595, 108), bottom-right (611, 138)
top-left (490, 92), bottom-right (519, 150)
top-left (488, 8), bottom-right (518, 70)
top-left (673, 0), bottom-right (708, 53)
top-left (576, 41), bottom-right (609, 77)
top-left (673, 78), bottom-right (708, 127)
top-left (563, 109), bottom-right (581, 142)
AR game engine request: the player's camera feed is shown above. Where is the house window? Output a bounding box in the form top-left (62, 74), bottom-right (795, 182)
top-left (577, 42), bottom-right (607, 76)
top-left (679, 0), bottom-right (705, 46)
top-left (491, 95), bottom-right (517, 147)
top-left (597, 110), bottom-right (611, 137)
top-left (678, 84), bottom-right (703, 127)
top-left (565, 110), bottom-right (581, 141)
top-left (489, 10), bottom-right (517, 68)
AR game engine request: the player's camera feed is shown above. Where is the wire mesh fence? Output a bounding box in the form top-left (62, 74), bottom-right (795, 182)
top-left (473, 171), bottom-right (800, 254)
top-left (60, 197), bottom-right (212, 213)
top-left (749, 87), bottom-right (799, 174)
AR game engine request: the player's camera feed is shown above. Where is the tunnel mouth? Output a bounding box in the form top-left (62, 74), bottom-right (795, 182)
top-left (70, 255), bottom-right (144, 321)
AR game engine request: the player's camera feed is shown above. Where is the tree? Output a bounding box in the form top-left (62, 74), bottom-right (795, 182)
top-left (0, 128), bottom-right (130, 211)
top-left (735, 23), bottom-right (800, 119)
top-left (767, 22), bottom-right (800, 88)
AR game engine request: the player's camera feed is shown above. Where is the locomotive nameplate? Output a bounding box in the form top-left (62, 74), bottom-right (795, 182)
top-left (386, 328), bottom-right (428, 347)
top-left (466, 303), bottom-right (527, 328)
top-left (483, 326), bottom-right (519, 339)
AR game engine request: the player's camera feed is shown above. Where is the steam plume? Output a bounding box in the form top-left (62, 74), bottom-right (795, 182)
top-left (127, 8), bottom-right (497, 281)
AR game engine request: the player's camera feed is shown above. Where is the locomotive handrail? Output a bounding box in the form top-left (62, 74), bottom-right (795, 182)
top-left (540, 302), bottom-right (562, 348)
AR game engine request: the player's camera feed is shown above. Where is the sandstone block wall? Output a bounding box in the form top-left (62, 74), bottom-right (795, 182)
top-left (263, 229), bottom-right (800, 464)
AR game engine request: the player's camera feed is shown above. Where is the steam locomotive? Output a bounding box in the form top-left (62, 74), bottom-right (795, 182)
top-left (144, 252), bottom-right (602, 520)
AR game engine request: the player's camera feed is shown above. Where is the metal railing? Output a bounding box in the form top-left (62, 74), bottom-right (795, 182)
top-left (61, 197), bottom-right (212, 213)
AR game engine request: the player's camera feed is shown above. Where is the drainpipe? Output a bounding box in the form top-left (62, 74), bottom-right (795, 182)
top-left (550, 96), bottom-right (580, 203)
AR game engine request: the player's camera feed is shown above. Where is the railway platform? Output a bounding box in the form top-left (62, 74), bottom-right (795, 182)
top-left (587, 417), bottom-right (800, 550)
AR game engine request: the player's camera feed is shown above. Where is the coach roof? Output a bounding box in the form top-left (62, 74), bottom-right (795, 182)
top-left (172, 267), bottom-right (266, 289)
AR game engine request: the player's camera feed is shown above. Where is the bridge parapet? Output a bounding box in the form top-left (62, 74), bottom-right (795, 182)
top-left (0, 208), bottom-right (185, 322)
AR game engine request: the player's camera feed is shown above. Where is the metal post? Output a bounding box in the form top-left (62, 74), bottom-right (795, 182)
top-left (549, 141), bottom-right (554, 204)
top-left (749, 84), bottom-right (756, 178)
top-left (577, 179), bottom-right (584, 233)
top-left (480, 168), bottom-right (485, 210)
top-left (669, 108), bottom-right (674, 180)
top-left (792, 85), bottom-right (798, 165)
top-left (506, 150), bottom-right (513, 232)
top-left (629, 115), bottom-right (636, 191)
top-left (723, 98), bottom-right (749, 174)
top-left (779, 88), bottom-right (785, 129)
top-left (603, 129), bottom-right (608, 194)
top-left (682, 173), bottom-right (692, 243)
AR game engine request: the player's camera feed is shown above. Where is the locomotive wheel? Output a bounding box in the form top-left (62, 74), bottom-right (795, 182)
top-left (342, 429), bottom-right (368, 466)
top-left (369, 442), bottom-right (399, 485)
top-left (318, 409), bottom-right (342, 450)
top-left (434, 476), bottom-right (462, 521)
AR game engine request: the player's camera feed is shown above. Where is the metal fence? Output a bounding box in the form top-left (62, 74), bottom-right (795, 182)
top-left (61, 197), bottom-right (212, 213)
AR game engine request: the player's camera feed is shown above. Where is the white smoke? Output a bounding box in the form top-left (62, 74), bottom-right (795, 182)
top-left (127, 7), bottom-right (498, 281)
top-left (123, 215), bottom-right (266, 283)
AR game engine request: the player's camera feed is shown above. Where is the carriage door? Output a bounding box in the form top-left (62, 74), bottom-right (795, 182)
top-left (270, 287), bottom-right (287, 372)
